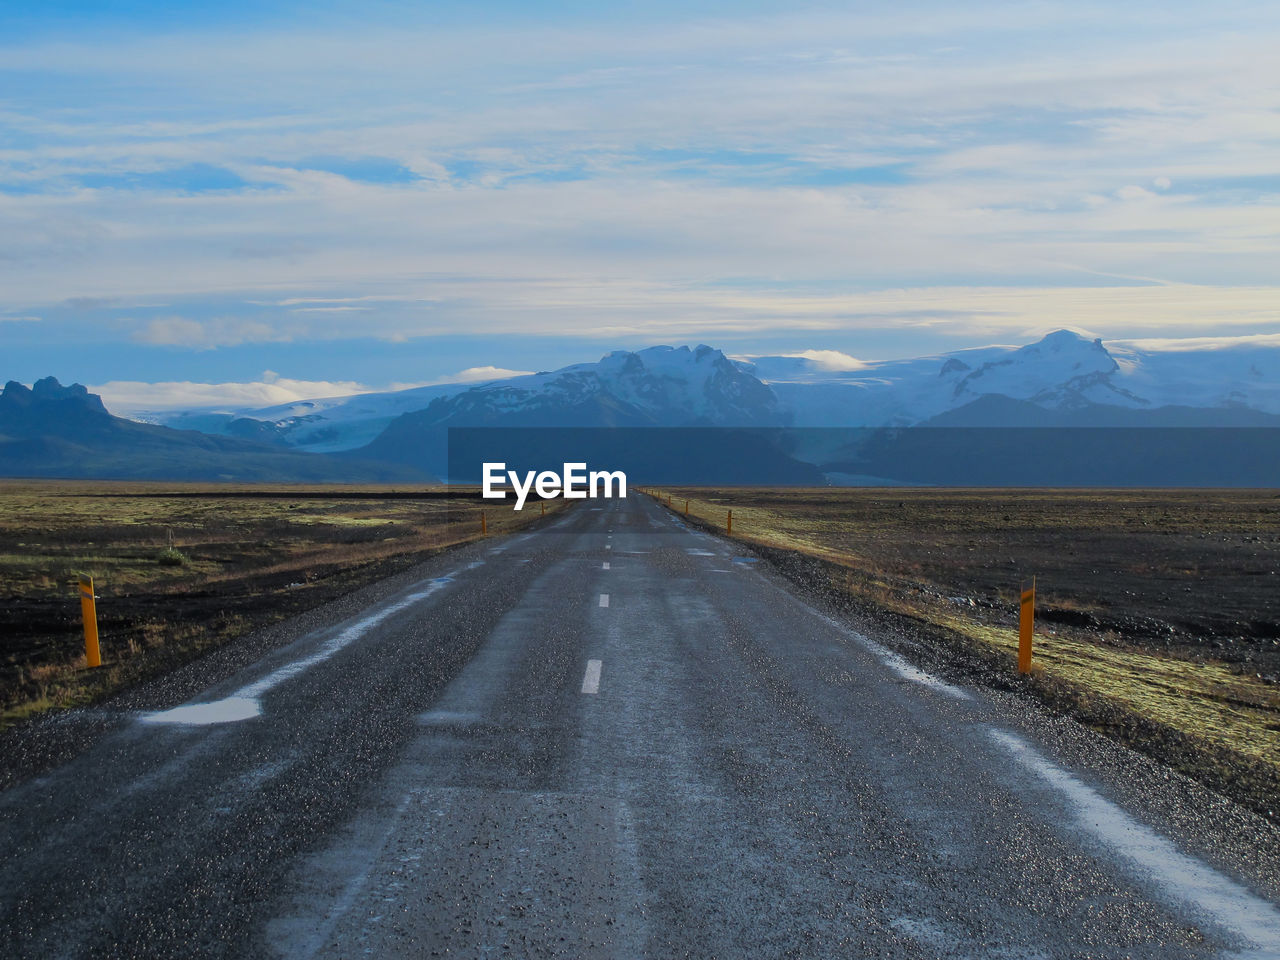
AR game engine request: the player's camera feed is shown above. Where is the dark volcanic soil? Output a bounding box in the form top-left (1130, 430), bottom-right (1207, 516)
top-left (669, 488), bottom-right (1280, 683)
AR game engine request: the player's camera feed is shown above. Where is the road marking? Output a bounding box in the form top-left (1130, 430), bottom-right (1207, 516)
top-left (581, 659), bottom-right (602, 694)
top-left (602, 562), bottom-right (610, 570)
top-left (606, 544), bottom-right (612, 550)
top-left (875, 643), bottom-right (972, 700)
top-left (990, 729), bottom-right (1280, 956)
top-left (599, 593), bottom-right (610, 607)
top-left (142, 574), bottom-right (458, 726)
top-left (686, 549), bottom-right (715, 556)
top-left (801, 603), bottom-right (971, 701)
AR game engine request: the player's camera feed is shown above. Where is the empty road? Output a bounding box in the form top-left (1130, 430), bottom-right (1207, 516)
top-left (2, 495), bottom-right (1279, 958)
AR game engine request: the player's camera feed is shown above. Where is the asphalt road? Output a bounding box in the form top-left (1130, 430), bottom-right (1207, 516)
top-left (2, 494), bottom-right (1279, 959)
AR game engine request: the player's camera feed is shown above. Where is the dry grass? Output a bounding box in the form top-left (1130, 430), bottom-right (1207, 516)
top-left (0, 480), bottom-right (556, 726)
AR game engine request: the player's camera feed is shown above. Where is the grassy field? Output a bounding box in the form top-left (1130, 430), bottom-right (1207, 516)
top-left (648, 487), bottom-right (1280, 817)
top-left (0, 480), bottom-right (551, 726)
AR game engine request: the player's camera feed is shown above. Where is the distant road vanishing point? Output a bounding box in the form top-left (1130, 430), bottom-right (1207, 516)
top-left (2, 495), bottom-right (1279, 958)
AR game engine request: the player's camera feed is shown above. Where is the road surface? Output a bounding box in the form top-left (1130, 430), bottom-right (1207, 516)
top-left (2, 494), bottom-right (1279, 958)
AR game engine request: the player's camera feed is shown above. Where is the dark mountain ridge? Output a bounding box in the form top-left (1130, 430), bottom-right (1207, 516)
top-left (0, 378), bottom-right (428, 482)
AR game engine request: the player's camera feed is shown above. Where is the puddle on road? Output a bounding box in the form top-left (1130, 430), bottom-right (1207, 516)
top-left (141, 696), bottom-right (262, 726)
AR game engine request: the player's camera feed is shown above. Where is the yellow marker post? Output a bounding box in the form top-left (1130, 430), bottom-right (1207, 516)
top-left (541, 501), bottom-right (546, 516)
top-left (79, 575), bottom-right (101, 668)
top-left (481, 510), bottom-right (488, 536)
top-left (684, 499), bottom-right (689, 516)
top-left (1018, 577), bottom-right (1035, 674)
top-left (727, 509), bottom-right (733, 535)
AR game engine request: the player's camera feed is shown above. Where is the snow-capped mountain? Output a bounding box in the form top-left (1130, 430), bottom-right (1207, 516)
top-left (353, 344), bottom-right (809, 482)
top-left (741, 329), bottom-right (1280, 427)
top-left (148, 330), bottom-right (1280, 452)
top-left (390, 344), bottom-right (783, 430)
top-left (158, 344), bottom-right (784, 450)
top-left (157, 379), bottom-right (499, 452)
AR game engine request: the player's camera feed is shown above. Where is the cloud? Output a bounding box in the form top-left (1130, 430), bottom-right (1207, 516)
top-left (1105, 332), bottom-right (1280, 353)
top-left (1115, 184), bottom-right (1156, 201)
top-left (92, 374), bottom-right (375, 414)
top-left (3, 3), bottom-right (1280, 358)
top-left (0, 315), bottom-right (41, 322)
top-left (90, 365), bottom-right (533, 415)
top-left (130, 315), bottom-right (290, 349)
top-left (433, 365), bottom-right (534, 383)
top-left (288, 305), bottom-right (373, 313)
top-left (758, 349), bottom-right (868, 371)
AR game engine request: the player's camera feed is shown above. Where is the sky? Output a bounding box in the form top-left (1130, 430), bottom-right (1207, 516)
top-left (2, 1), bottom-right (1278, 410)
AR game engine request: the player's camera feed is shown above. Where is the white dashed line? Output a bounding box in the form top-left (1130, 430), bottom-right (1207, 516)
top-left (581, 659), bottom-right (602, 694)
top-left (602, 562), bottom-right (610, 570)
top-left (599, 593), bottom-right (610, 607)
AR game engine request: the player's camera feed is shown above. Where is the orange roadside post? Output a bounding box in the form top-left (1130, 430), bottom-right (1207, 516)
top-left (1018, 577), bottom-right (1035, 674)
top-left (727, 509), bottom-right (733, 534)
top-left (79, 575), bottom-right (101, 668)
top-left (481, 510), bottom-right (488, 535)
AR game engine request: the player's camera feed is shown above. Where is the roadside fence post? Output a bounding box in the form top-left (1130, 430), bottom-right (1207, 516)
top-left (1018, 576), bottom-right (1035, 674)
top-left (79, 575), bottom-right (101, 668)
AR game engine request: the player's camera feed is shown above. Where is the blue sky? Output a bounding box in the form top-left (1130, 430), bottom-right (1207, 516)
top-left (2, 1), bottom-right (1279, 410)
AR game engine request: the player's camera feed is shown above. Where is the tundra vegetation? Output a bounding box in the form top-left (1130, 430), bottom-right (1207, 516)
top-left (652, 487), bottom-right (1280, 820)
top-left (0, 480), bottom-right (551, 727)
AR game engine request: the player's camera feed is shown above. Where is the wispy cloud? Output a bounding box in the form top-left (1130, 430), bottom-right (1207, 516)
top-left (435, 365), bottom-right (534, 383)
top-left (2, 2), bottom-right (1278, 369)
top-left (90, 363), bottom-right (532, 414)
top-left (1106, 332), bottom-right (1280, 353)
top-left (130, 316), bottom-right (292, 349)
top-left (92, 373), bottom-right (374, 414)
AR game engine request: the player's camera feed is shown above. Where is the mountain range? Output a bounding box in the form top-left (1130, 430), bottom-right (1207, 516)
top-left (0, 378), bottom-right (422, 482)
top-left (150, 330), bottom-right (1280, 446)
top-left (6, 330), bottom-right (1280, 484)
